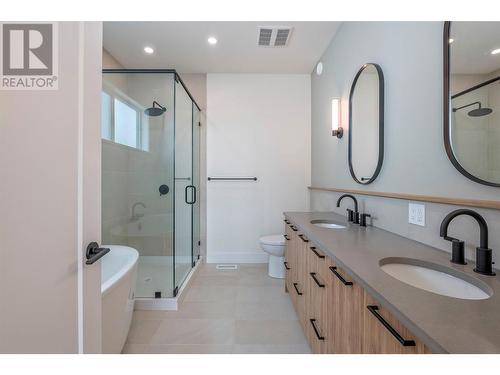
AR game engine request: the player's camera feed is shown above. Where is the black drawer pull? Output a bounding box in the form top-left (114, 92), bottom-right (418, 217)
top-left (284, 219), bottom-right (290, 224)
top-left (310, 247), bottom-right (325, 259)
top-left (309, 319), bottom-right (325, 341)
top-left (290, 226), bottom-right (298, 232)
top-left (329, 266), bottom-right (353, 286)
top-left (284, 234), bottom-right (290, 241)
top-left (298, 234), bottom-right (309, 242)
top-left (310, 272), bottom-right (325, 287)
top-left (284, 261), bottom-right (291, 270)
top-left (293, 282), bottom-right (303, 296)
top-left (366, 305), bottom-right (416, 347)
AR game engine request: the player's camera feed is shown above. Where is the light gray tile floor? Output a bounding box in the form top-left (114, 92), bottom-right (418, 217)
top-left (122, 263), bottom-right (311, 354)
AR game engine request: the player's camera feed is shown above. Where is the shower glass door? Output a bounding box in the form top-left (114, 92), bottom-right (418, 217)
top-left (102, 70), bottom-right (200, 299)
top-left (174, 80), bottom-right (194, 293)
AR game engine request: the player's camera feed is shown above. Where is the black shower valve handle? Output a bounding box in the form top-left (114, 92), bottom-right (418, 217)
top-left (159, 184), bottom-right (169, 196)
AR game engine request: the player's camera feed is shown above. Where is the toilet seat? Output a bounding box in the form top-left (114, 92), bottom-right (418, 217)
top-left (259, 235), bottom-right (285, 246)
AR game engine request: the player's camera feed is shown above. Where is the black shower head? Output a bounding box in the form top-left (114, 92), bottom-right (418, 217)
top-left (468, 107), bottom-right (493, 117)
top-left (453, 101), bottom-right (493, 118)
top-left (144, 101), bottom-right (166, 117)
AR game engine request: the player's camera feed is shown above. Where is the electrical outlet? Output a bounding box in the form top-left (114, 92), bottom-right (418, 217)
top-left (408, 203), bottom-right (425, 226)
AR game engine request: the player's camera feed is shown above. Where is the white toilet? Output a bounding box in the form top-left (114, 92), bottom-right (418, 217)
top-left (259, 234), bottom-right (286, 279)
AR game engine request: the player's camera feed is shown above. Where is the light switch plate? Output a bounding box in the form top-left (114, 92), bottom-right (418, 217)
top-left (408, 203), bottom-right (425, 226)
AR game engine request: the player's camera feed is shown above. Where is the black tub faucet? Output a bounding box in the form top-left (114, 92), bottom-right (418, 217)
top-left (336, 194), bottom-right (359, 224)
top-left (440, 209), bottom-right (495, 276)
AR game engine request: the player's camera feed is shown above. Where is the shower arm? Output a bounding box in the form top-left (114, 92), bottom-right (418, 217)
top-left (452, 101), bottom-right (481, 112)
top-left (153, 101), bottom-right (165, 110)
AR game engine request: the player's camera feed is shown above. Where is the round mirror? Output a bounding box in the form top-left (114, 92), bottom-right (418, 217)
top-left (348, 63), bottom-right (385, 185)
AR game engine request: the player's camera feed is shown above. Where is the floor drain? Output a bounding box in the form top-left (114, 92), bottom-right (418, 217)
top-left (216, 264), bottom-right (238, 270)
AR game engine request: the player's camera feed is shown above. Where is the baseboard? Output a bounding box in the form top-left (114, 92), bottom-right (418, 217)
top-left (206, 252), bottom-right (269, 264)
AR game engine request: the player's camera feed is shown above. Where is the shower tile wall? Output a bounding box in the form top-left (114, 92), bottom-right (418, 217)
top-left (102, 74), bottom-right (175, 257)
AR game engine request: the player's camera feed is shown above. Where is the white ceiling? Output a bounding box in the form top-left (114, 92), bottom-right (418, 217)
top-left (103, 22), bottom-right (341, 74)
top-left (451, 22), bottom-right (500, 75)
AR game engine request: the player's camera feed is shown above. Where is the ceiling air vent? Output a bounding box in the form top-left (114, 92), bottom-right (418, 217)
top-left (257, 26), bottom-right (293, 47)
top-left (258, 28), bottom-right (273, 46)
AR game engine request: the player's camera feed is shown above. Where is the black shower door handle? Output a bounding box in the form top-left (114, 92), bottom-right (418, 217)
top-left (185, 185), bottom-right (196, 205)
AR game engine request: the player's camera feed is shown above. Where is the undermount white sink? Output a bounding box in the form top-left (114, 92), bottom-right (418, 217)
top-left (380, 258), bottom-right (492, 300)
top-left (310, 219), bottom-right (346, 229)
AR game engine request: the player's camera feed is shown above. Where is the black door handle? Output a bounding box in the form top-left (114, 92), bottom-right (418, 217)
top-left (86, 242), bottom-right (110, 265)
top-left (185, 185), bottom-right (196, 204)
top-left (366, 305), bottom-right (416, 347)
top-left (191, 185), bottom-right (197, 204)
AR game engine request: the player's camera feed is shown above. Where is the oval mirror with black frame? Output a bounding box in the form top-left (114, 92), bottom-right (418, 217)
top-left (348, 63), bottom-right (384, 185)
top-left (444, 21), bottom-right (500, 187)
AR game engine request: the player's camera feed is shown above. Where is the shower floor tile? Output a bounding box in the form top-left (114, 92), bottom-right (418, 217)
top-left (135, 256), bottom-right (192, 298)
top-left (123, 263), bottom-right (311, 354)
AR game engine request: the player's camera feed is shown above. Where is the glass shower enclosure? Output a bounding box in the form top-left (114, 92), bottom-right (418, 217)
top-left (101, 70), bottom-right (201, 298)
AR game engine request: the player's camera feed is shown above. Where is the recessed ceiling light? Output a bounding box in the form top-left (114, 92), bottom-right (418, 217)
top-left (207, 37), bottom-right (217, 45)
top-left (449, 38), bottom-right (454, 44)
top-left (144, 46), bottom-right (154, 54)
top-left (491, 48), bottom-right (500, 55)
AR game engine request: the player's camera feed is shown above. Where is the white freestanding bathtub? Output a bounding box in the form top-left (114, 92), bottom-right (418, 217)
top-left (101, 245), bottom-right (139, 354)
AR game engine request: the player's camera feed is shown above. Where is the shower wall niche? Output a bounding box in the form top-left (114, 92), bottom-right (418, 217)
top-left (101, 70), bottom-right (201, 299)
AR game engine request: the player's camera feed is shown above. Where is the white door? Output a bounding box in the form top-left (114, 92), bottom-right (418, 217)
top-left (0, 22), bottom-right (103, 353)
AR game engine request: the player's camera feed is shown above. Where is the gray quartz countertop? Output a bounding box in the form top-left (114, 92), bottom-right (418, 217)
top-left (284, 211), bottom-right (500, 354)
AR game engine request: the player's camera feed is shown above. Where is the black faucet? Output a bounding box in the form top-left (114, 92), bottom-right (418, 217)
top-left (336, 194), bottom-right (359, 224)
top-left (440, 209), bottom-right (495, 276)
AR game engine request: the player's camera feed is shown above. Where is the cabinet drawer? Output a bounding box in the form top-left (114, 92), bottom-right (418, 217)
top-left (363, 293), bottom-right (426, 354)
top-left (327, 260), bottom-right (364, 354)
top-left (307, 317), bottom-right (327, 354)
top-left (306, 268), bottom-right (329, 353)
top-left (307, 243), bottom-right (328, 277)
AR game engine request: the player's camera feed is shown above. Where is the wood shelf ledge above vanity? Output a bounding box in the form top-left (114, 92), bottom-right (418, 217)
top-left (308, 186), bottom-right (500, 211)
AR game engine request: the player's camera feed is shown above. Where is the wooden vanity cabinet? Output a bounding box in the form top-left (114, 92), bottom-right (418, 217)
top-left (284, 219), bottom-right (431, 354)
top-left (362, 293), bottom-right (427, 354)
